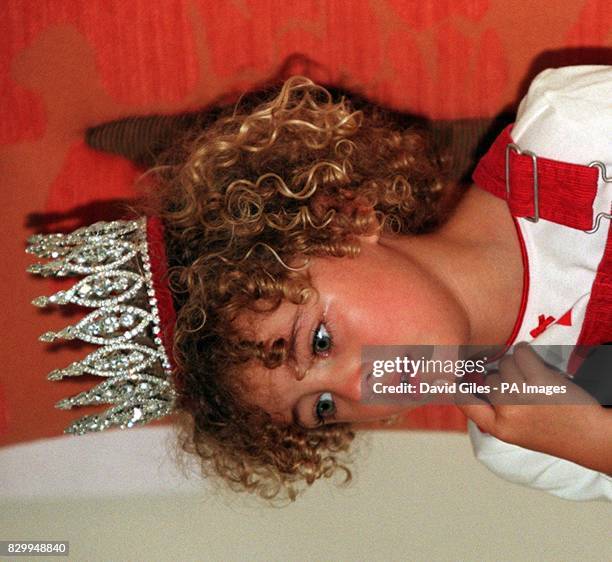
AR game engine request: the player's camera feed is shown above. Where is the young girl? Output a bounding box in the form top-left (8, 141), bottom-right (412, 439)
top-left (29, 66), bottom-right (612, 501)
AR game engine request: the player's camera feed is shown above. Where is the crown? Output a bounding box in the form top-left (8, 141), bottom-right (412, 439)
top-left (26, 216), bottom-right (178, 435)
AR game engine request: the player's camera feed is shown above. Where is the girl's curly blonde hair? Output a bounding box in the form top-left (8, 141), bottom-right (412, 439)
top-left (147, 76), bottom-right (458, 501)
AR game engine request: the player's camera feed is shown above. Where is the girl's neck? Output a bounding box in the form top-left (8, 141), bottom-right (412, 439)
top-left (381, 185), bottom-right (525, 347)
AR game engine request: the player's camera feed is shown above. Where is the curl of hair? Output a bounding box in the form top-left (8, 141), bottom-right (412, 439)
top-left (144, 76), bottom-right (457, 501)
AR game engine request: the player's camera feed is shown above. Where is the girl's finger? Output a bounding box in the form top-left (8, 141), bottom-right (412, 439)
top-left (455, 401), bottom-right (496, 434)
top-left (455, 386), bottom-right (497, 433)
top-left (513, 342), bottom-right (559, 385)
top-left (481, 372), bottom-right (514, 405)
top-left (498, 353), bottom-right (526, 385)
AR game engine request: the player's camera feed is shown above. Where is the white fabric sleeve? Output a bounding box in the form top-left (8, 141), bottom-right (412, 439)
top-left (468, 422), bottom-right (612, 501)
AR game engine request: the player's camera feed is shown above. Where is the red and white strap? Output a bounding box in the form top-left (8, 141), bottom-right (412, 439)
top-left (473, 125), bottom-right (612, 350)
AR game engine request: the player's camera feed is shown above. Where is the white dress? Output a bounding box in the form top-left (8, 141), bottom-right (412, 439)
top-left (469, 66), bottom-right (612, 501)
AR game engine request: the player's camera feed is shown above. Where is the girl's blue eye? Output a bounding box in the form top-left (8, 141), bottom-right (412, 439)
top-left (315, 392), bottom-right (336, 423)
top-left (312, 322), bottom-right (333, 355)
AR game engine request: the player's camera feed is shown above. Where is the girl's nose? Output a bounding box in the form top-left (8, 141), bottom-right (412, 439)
top-left (328, 355), bottom-right (363, 402)
top-left (292, 362), bottom-right (307, 382)
top-left (293, 352), bottom-right (363, 401)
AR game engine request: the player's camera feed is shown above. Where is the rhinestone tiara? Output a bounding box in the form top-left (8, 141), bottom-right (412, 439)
top-left (26, 216), bottom-right (177, 435)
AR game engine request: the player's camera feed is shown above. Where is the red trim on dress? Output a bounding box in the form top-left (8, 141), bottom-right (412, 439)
top-left (568, 224), bottom-right (612, 373)
top-left (575, 213), bottom-right (612, 345)
top-left (504, 215), bottom-right (530, 349)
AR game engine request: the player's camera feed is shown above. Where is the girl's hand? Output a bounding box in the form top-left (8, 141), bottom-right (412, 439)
top-left (456, 343), bottom-right (612, 474)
